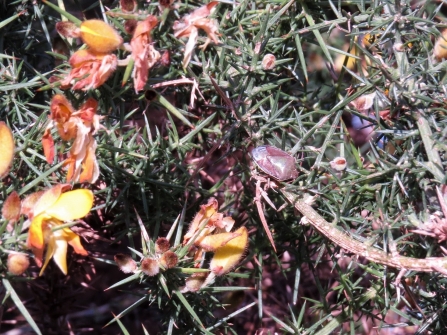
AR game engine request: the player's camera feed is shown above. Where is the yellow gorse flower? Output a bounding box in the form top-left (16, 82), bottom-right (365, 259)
top-left (26, 184), bottom-right (93, 275)
top-left (0, 121), bottom-right (14, 179)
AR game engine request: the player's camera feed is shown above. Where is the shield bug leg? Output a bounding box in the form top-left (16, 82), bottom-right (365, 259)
top-left (254, 179), bottom-right (277, 252)
top-left (250, 145), bottom-right (299, 251)
top-left (259, 181), bottom-right (277, 210)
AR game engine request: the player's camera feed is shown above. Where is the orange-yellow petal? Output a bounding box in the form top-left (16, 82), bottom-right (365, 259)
top-left (57, 117), bottom-right (78, 141)
top-left (209, 226), bottom-right (248, 276)
top-left (434, 30), bottom-right (447, 62)
top-left (31, 245), bottom-right (44, 268)
top-left (79, 140), bottom-right (99, 183)
top-left (78, 98), bottom-right (98, 123)
top-left (184, 198), bottom-right (219, 242)
top-left (64, 156), bottom-right (77, 182)
top-left (42, 128), bottom-right (55, 164)
top-left (39, 233), bottom-right (57, 275)
top-left (80, 19), bottom-right (123, 53)
top-left (63, 227), bottom-right (88, 256)
top-left (27, 213), bottom-right (47, 250)
top-left (195, 232), bottom-right (242, 252)
top-left (39, 229), bottom-right (70, 276)
top-left (51, 231), bottom-right (69, 275)
top-left (32, 184), bottom-right (71, 218)
top-left (45, 189), bottom-right (93, 221)
top-left (69, 49), bottom-right (103, 67)
top-left (0, 121), bottom-right (14, 179)
top-left (50, 94), bottom-right (75, 123)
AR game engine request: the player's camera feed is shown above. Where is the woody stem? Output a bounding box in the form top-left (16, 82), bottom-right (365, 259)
top-left (281, 189), bottom-right (447, 276)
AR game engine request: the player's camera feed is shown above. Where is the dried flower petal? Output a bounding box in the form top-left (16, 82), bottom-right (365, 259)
top-left (173, 2), bottom-right (220, 67)
top-left (2, 191), bottom-right (21, 224)
top-left (181, 26), bottom-right (198, 68)
top-left (50, 94), bottom-right (75, 123)
top-left (130, 16), bottom-right (159, 92)
top-left (182, 272), bottom-right (208, 293)
top-left (44, 94), bottom-right (103, 184)
top-left (184, 198), bottom-right (219, 243)
top-left (21, 191), bottom-right (45, 218)
top-left (61, 49), bottom-right (118, 91)
top-left (42, 128), bottom-right (55, 164)
top-left (220, 216), bottom-right (235, 232)
top-left (56, 21), bottom-right (80, 38)
top-left (349, 92), bottom-right (376, 112)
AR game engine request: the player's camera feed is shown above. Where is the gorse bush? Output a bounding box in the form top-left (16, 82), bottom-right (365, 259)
top-left (1, 0), bottom-right (447, 334)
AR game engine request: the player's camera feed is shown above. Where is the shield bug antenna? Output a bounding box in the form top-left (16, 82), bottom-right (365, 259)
top-left (250, 145), bottom-right (299, 251)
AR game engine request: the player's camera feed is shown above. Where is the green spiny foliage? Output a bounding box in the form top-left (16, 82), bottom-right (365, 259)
top-left (1, 0), bottom-right (447, 334)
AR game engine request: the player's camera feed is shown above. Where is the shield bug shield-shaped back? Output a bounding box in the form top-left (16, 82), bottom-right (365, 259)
top-left (251, 145), bottom-right (298, 181)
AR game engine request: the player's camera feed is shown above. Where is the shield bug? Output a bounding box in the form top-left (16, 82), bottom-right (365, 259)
top-left (251, 145), bottom-right (298, 181)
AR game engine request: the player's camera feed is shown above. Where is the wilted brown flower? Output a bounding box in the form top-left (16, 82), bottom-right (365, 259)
top-left (182, 272), bottom-right (208, 293)
top-left (7, 253), bottom-right (30, 276)
top-left (130, 16), bottom-right (160, 92)
top-left (412, 187), bottom-right (447, 243)
top-left (42, 95), bottom-right (103, 183)
top-left (330, 157), bottom-right (347, 171)
top-left (155, 237), bottom-right (171, 254)
top-left (261, 54), bottom-right (276, 70)
top-left (173, 1), bottom-right (220, 67)
top-left (114, 253), bottom-right (137, 273)
top-left (412, 215), bottom-right (447, 243)
top-left (2, 191), bottom-right (21, 226)
top-left (120, 0), bottom-right (137, 12)
top-left (60, 49), bottom-right (118, 91)
top-left (434, 29), bottom-right (447, 62)
top-left (55, 21), bottom-right (80, 38)
top-left (141, 257), bottom-right (160, 276)
top-left (159, 251), bottom-right (178, 269)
